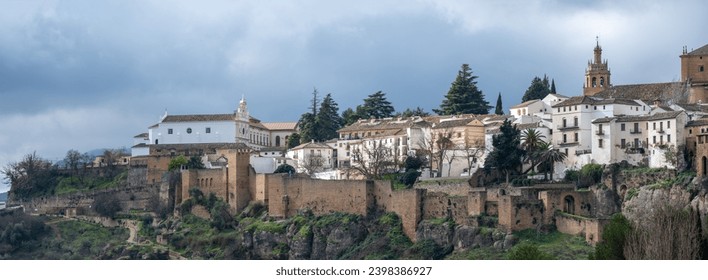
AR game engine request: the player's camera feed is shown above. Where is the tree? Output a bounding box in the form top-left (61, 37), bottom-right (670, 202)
top-left (494, 92), bottom-right (503, 115)
top-left (591, 213), bottom-right (631, 260)
top-left (301, 154), bottom-right (325, 175)
top-left (520, 128), bottom-right (546, 173)
top-left (397, 107), bottom-right (430, 118)
top-left (434, 64), bottom-right (490, 115)
top-left (507, 242), bottom-right (553, 260)
top-left (348, 142), bottom-right (396, 179)
top-left (539, 142), bottom-right (567, 181)
top-left (484, 119), bottom-right (524, 184)
top-left (341, 107), bottom-right (361, 126)
top-left (316, 93), bottom-right (343, 141)
top-left (64, 149), bottom-right (91, 185)
top-left (168, 155), bottom-right (188, 171)
top-left (358, 91), bottom-right (395, 119)
top-left (287, 133), bottom-right (301, 149)
top-left (273, 164), bottom-right (296, 174)
top-left (93, 194), bottom-right (122, 218)
top-left (186, 156), bottom-right (205, 169)
top-left (550, 79), bottom-right (557, 94)
top-left (433, 130), bottom-right (455, 177)
top-left (3, 152), bottom-right (56, 198)
top-left (521, 76), bottom-right (551, 102)
top-left (101, 149), bottom-right (125, 177)
top-left (462, 139), bottom-right (486, 176)
top-left (298, 88), bottom-right (321, 143)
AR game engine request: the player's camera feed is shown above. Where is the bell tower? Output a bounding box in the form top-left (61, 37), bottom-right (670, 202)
top-left (583, 37), bottom-right (612, 96)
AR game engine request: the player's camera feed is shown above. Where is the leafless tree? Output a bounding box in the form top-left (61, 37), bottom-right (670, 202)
top-left (301, 154), bottom-right (326, 175)
top-left (414, 132), bottom-right (436, 178)
top-left (461, 139), bottom-right (486, 176)
top-left (624, 205), bottom-right (702, 260)
top-left (348, 141), bottom-right (395, 179)
top-left (433, 129), bottom-right (454, 177)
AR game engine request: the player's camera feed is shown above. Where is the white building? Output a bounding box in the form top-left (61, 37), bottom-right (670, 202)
top-left (550, 96), bottom-right (650, 177)
top-left (133, 97), bottom-right (297, 156)
top-left (287, 141), bottom-right (335, 174)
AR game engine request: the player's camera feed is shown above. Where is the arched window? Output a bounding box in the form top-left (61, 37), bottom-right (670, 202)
top-left (155, 139), bottom-right (159, 144)
top-left (600, 77), bottom-right (605, 87)
top-left (592, 77), bottom-right (597, 87)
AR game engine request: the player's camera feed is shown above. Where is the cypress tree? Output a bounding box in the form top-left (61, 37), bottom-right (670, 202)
top-left (495, 92), bottom-right (504, 115)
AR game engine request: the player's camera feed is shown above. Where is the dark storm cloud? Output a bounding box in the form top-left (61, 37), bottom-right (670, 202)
top-left (1, 0), bottom-right (707, 192)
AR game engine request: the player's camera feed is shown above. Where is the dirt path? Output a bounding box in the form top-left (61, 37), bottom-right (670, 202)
top-left (122, 220), bottom-right (139, 244)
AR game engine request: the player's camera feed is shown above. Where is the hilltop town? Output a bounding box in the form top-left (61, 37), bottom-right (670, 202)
top-left (3, 41), bottom-right (708, 260)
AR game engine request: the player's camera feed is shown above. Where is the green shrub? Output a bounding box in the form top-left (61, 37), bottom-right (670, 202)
top-left (590, 213), bottom-right (631, 260)
top-left (507, 242), bottom-right (553, 260)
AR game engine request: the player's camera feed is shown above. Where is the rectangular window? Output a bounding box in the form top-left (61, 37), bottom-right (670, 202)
top-left (621, 123), bottom-right (625, 131)
top-left (653, 122), bottom-right (656, 130)
top-left (599, 139), bottom-right (603, 148)
top-left (667, 121), bottom-right (670, 129)
top-left (634, 138), bottom-right (639, 148)
top-left (621, 139), bottom-right (626, 148)
top-left (660, 135), bottom-right (664, 144)
top-left (574, 132), bottom-right (578, 142)
top-left (168, 128), bottom-right (173, 134)
top-left (563, 134), bottom-right (567, 143)
top-left (668, 134), bottom-right (671, 142)
top-left (206, 127), bottom-right (211, 133)
top-left (653, 136), bottom-right (656, 144)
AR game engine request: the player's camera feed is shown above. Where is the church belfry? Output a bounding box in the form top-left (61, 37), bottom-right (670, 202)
top-left (584, 38), bottom-right (611, 96)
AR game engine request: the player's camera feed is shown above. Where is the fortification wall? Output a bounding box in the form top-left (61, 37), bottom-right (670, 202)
top-left (19, 184), bottom-right (160, 215)
top-left (498, 195), bottom-right (544, 232)
top-left (180, 168), bottom-right (227, 202)
top-left (267, 176), bottom-right (371, 218)
top-left (415, 181), bottom-right (470, 196)
top-left (555, 214), bottom-right (607, 245)
top-left (421, 192), bottom-right (469, 225)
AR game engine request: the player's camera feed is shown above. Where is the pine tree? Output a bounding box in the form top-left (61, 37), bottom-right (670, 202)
top-left (341, 107), bottom-right (360, 126)
top-left (397, 107), bottom-right (430, 118)
top-left (495, 92), bottom-right (503, 115)
top-left (521, 76), bottom-right (551, 102)
top-left (358, 91), bottom-right (395, 119)
top-left (298, 89), bottom-right (321, 143)
top-left (434, 64), bottom-right (490, 115)
top-left (484, 119), bottom-right (525, 184)
top-left (316, 93), bottom-right (343, 141)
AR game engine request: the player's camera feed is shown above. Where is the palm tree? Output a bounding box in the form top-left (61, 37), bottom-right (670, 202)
top-left (539, 142), bottom-right (567, 181)
top-left (520, 128), bottom-right (546, 173)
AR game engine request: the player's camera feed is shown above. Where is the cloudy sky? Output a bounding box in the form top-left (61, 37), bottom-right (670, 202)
top-left (1, 0), bottom-right (707, 192)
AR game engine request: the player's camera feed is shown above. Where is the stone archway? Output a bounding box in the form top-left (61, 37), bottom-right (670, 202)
top-left (564, 195), bottom-right (575, 215)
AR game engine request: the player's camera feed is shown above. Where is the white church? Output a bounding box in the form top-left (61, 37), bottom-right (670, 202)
top-left (132, 97), bottom-right (297, 157)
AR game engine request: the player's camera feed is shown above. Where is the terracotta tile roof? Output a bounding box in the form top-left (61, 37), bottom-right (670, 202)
top-left (162, 114), bottom-right (235, 122)
top-left (433, 117), bottom-right (478, 129)
top-left (591, 111), bottom-right (685, 124)
top-left (552, 96), bottom-right (640, 107)
top-left (262, 122), bottom-right (298, 131)
top-left (291, 142), bottom-right (332, 150)
top-left (593, 82), bottom-right (689, 103)
top-left (686, 117), bottom-right (708, 127)
top-left (150, 142), bottom-right (251, 151)
top-left (688, 44), bottom-right (708, 55)
top-left (134, 132), bottom-right (148, 138)
top-left (510, 99), bottom-right (541, 109)
top-left (675, 103), bottom-right (708, 113)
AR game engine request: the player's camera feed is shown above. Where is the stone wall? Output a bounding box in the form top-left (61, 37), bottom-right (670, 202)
top-left (181, 168), bottom-right (228, 202)
top-left (421, 192), bottom-right (469, 226)
top-left (497, 195), bottom-right (544, 232)
top-left (19, 184), bottom-right (160, 216)
top-left (555, 213), bottom-right (608, 245)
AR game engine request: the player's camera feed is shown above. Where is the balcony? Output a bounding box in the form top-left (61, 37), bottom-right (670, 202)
top-left (630, 129), bottom-right (642, 134)
top-left (625, 147), bottom-right (645, 154)
top-left (657, 129), bottom-right (665, 134)
top-left (557, 140), bottom-right (579, 147)
top-left (595, 130), bottom-right (605, 135)
top-left (575, 149), bottom-right (592, 156)
top-left (557, 124), bottom-right (580, 131)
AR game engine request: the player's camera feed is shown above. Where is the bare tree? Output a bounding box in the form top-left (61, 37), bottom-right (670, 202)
top-left (462, 139), bottom-right (486, 176)
top-left (433, 129), bottom-right (454, 177)
top-left (301, 154), bottom-right (325, 175)
top-left (414, 132), bottom-right (436, 178)
top-left (348, 141), bottom-right (395, 179)
top-left (2, 151), bottom-right (55, 198)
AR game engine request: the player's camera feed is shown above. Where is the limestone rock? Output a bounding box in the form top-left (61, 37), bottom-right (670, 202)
top-left (416, 220), bottom-right (453, 248)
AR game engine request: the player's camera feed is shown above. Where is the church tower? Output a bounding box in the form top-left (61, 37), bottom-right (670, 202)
top-left (583, 38), bottom-right (611, 96)
top-left (235, 95), bottom-right (250, 143)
